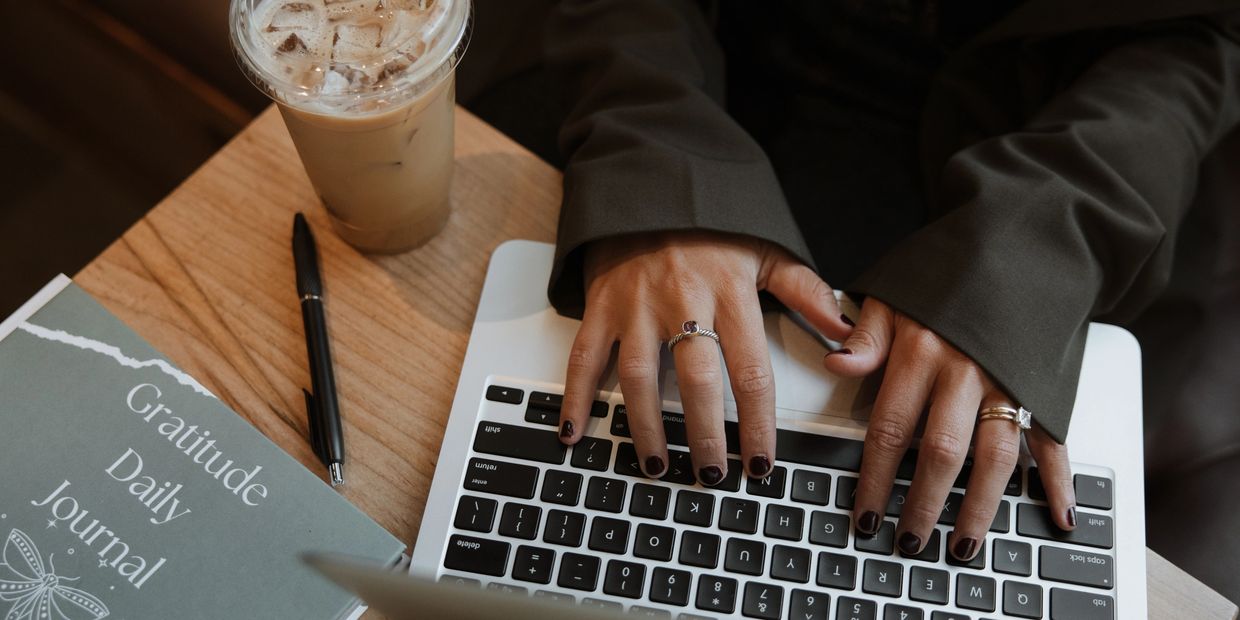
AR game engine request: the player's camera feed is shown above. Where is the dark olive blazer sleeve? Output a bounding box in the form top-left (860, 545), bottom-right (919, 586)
top-left (851, 15), bottom-right (1240, 443)
top-left (543, 0), bottom-right (814, 318)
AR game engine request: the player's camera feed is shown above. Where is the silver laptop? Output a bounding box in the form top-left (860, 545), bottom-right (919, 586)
top-left (318, 239), bottom-right (1144, 619)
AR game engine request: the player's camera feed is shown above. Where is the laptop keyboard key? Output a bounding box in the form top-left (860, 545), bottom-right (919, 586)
top-left (627, 606), bottom-right (670, 618)
top-left (486, 583), bottom-right (527, 596)
top-left (776, 429), bottom-right (865, 472)
top-left (464, 458), bottom-right (538, 499)
top-left (453, 495), bottom-right (497, 532)
top-left (991, 500), bottom-right (1012, 533)
top-left (956, 574), bottom-right (996, 612)
top-left (815, 552), bottom-right (857, 590)
top-left (1050, 587), bottom-right (1115, 619)
top-left (900, 529), bottom-right (940, 563)
top-left (719, 458), bottom-right (744, 492)
top-left (485, 385), bottom-right (523, 404)
top-left (588, 516), bottom-right (630, 554)
top-left (474, 422), bottom-right (566, 464)
top-left (883, 604), bottom-right (923, 620)
top-left (611, 406), bottom-right (631, 437)
top-left (993, 539), bottom-right (1033, 576)
top-left (1017, 503), bottom-right (1114, 549)
top-left (791, 470), bottom-right (831, 505)
top-left (719, 497), bottom-right (760, 533)
top-left (1039, 545), bottom-right (1115, 589)
top-left (836, 476), bottom-right (858, 509)
top-left (929, 613), bottom-right (970, 620)
top-left (789, 589), bottom-right (830, 620)
top-left (936, 492), bottom-right (966, 525)
top-left (763, 504), bottom-right (805, 540)
top-left (946, 540), bottom-right (986, 569)
top-left (571, 437), bottom-right (613, 471)
top-left (603, 560), bottom-right (646, 599)
top-left (614, 442), bottom-right (644, 478)
top-left (590, 400), bottom-right (609, 417)
top-left (1028, 466), bottom-right (1047, 500)
top-left (543, 509), bottom-right (586, 547)
top-left (747, 466), bottom-right (787, 499)
top-left (862, 559), bottom-right (902, 597)
top-left (884, 484), bottom-right (910, 517)
top-left (908, 566), bottom-right (949, 604)
top-left (724, 538), bottom-right (765, 575)
top-left (634, 524), bottom-right (675, 561)
top-left (1006, 465), bottom-right (1023, 496)
top-left (770, 545), bottom-right (811, 583)
top-left (557, 552), bottom-right (600, 591)
top-left (808, 511), bottom-right (849, 547)
top-left (742, 582), bottom-right (784, 619)
top-left (498, 503), bottom-right (541, 540)
top-left (854, 520), bottom-right (895, 555)
top-left (525, 406), bottom-right (558, 426)
top-left (666, 449), bottom-right (697, 485)
top-left (695, 575), bottom-right (738, 614)
top-left (585, 477), bottom-right (627, 513)
top-left (540, 470), bottom-right (582, 506)
top-left (675, 490), bottom-right (716, 527)
top-left (836, 596), bottom-right (877, 620)
top-left (512, 545), bottom-right (555, 584)
top-left (443, 534), bottom-right (509, 577)
top-left (650, 567), bottom-right (691, 606)
top-left (679, 531), bottom-right (721, 568)
top-left (1074, 474), bottom-right (1114, 510)
top-left (630, 483), bottom-right (670, 520)
top-left (1003, 581), bottom-right (1043, 618)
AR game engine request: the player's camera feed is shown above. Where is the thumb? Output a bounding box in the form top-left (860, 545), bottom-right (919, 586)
top-left (763, 254), bottom-right (853, 343)
top-left (823, 297), bottom-right (894, 377)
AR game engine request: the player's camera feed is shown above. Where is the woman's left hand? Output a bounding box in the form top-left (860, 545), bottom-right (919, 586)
top-left (824, 297), bottom-right (1078, 561)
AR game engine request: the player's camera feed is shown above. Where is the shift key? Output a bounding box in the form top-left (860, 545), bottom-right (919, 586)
top-left (1017, 503), bottom-right (1113, 549)
top-left (474, 421), bottom-right (567, 464)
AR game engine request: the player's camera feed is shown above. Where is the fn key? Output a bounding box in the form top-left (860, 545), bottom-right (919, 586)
top-left (443, 534), bottom-right (510, 577)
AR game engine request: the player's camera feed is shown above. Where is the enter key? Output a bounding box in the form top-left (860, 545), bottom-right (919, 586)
top-left (1039, 545), bottom-right (1115, 589)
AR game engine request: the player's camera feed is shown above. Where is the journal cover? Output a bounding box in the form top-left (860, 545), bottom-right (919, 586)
top-left (0, 277), bottom-right (404, 619)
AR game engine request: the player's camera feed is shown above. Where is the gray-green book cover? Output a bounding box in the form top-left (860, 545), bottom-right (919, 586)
top-left (0, 277), bottom-right (404, 619)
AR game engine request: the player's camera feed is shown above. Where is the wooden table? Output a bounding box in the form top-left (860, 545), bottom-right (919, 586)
top-left (75, 106), bottom-right (1236, 619)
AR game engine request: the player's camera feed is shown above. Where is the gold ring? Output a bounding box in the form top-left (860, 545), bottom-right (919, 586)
top-left (978, 406), bottom-right (1033, 430)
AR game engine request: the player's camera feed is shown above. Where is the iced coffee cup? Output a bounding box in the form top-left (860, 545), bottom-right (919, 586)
top-left (230, 0), bottom-right (472, 253)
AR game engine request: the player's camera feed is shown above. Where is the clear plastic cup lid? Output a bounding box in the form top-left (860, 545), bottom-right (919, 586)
top-left (231, 0), bottom-right (473, 115)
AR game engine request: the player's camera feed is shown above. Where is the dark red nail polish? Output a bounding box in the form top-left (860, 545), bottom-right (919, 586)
top-left (841, 314), bottom-right (856, 327)
top-left (827, 348), bottom-right (853, 357)
top-left (645, 456), bottom-right (666, 478)
top-left (1067, 506), bottom-right (1077, 528)
top-left (749, 455), bottom-right (771, 477)
top-left (898, 531), bottom-right (922, 555)
top-left (953, 537), bottom-right (978, 561)
top-left (857, 510), bottom-right (881, 535)
top-left (698, 466), bottom-right (724, 486)
top-left (560, 420), bottom-right (574, 438)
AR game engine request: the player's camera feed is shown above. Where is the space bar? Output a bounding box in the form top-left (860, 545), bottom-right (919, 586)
top-left (776, 429), bottom-right (865, 472)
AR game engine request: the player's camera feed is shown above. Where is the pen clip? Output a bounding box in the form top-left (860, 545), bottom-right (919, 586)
top-left (303, 388), bottom-right (328, 466)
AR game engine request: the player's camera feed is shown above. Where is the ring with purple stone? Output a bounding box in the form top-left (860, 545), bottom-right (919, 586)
top-left (667, 320), bottom-right (721, 352)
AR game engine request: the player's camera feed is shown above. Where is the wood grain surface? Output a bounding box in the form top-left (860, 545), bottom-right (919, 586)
top-left (73, 105), bottom-right (1236, 619)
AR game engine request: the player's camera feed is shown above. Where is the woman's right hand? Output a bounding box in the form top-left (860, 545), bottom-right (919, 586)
top-left (556, 231), bottom-right (854, 484)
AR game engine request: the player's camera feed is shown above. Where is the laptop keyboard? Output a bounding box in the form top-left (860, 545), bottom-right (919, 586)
top-left (435, 381), bottom-right (1119, 619)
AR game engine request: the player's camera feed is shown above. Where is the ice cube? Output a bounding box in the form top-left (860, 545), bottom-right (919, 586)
top-left (387, 0), bottom-right (434, 10)
top-left (265, 2), bottom-right (319, 32)
top-left (332, 22), bottom-right (384, 61)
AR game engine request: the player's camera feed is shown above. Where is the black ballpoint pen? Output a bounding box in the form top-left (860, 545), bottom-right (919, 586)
top-left (293, 213), bottom-right (346, 486)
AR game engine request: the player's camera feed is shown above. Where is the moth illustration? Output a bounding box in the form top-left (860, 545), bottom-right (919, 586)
top-left (0, 528), bottom-right (109, 620)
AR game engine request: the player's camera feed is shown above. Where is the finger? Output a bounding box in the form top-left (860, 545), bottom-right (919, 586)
top-left (763, 255), bottom-right (853, 342)
top-left (897, 362), bottom-right (985, 556)
top-left (853, 340), bottom-right (936, 536)
top-left (616, 320), bottom-right (669, 478)
top-left (1026, 421), bottom-right (1077, 530)
top-left (948, 392), bottom-right (1022, 561)
top-left (671, 316), bottom-right (729, 487)
top-left (823, 297), bottom-right (895, 377)
top-left (715, 286), bottom-right (776, 478)
top-left (560, 304), bottom-right (614, 445)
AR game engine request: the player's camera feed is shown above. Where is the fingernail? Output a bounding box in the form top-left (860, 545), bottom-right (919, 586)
top-left (952, 537), bottom-right (978, 561)
top-left (749, 455), bottom-right (771, 477)
top-left (698, 466), bottom-right (724, 487)
top-left (841, 314), bottom-right (856, 327)
top-left (1067, 506), bottom-right (1077, 528)
top-left (644, 456), bottom-right (666, 478)
top-left (898, 531), bottom-right (922, 555)
top-left (559, 420), bottom-right (574, 439)
top-left (827, 348), bottom-right (853, 357)
top-left (857, 510), bottom-right (881, 535)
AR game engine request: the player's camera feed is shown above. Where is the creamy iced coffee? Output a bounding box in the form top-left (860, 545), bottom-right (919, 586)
top-left (231, 0), bottom-right (472, 252)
